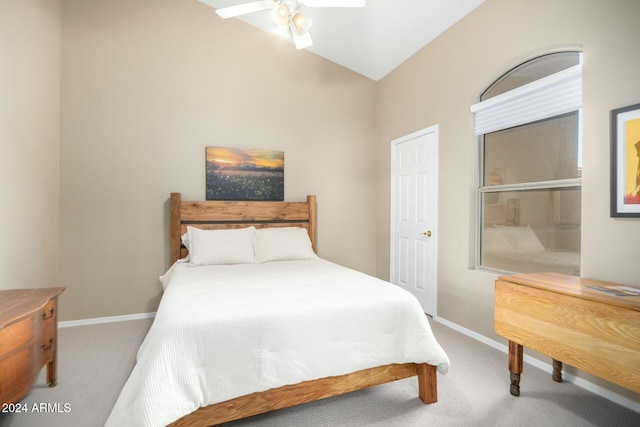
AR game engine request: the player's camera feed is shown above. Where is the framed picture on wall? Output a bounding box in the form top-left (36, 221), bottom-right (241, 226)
top-left (205, 147), bottom-right (284, 201)
top-left (610, 102), bottom-right (640, 217)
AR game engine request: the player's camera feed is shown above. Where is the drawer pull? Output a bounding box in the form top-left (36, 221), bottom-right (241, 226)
top-left (41, 338), bottom-right (53, 351)
top-left (42, 308), bottom-right (55, 320)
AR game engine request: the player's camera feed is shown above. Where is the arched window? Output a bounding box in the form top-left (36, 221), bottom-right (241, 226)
top-left (471, 51), bottom-right (582, 275)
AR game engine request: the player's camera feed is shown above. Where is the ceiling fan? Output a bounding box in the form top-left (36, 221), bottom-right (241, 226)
top-left (198, 0), bottom-right (366, 49)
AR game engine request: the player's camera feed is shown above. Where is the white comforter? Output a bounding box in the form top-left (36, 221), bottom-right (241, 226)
top-left (105, 259), bottom-right (450, 427)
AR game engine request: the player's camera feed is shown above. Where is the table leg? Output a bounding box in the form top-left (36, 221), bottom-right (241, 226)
top-left (552, 359), bottom-right (563, 383)
top-left (46, 317), bottom-right (59, 387)
top-left (508, 341), bottom-right (523, 396)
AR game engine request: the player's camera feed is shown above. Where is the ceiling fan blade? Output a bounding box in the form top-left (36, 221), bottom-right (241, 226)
top-left (289, 22), bottom-right (313, 49)
top-left (301, 0), bottom-right (365, 7)
top-left (205, 0), bottom-right (276, 19)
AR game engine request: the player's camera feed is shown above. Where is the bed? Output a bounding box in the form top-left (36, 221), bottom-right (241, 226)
top-left (105, 193), bottom-right (450, 427)
top-left (483, 199), bottom-right (580, 276)
top-left (483, 225), bottom-right (580, 275)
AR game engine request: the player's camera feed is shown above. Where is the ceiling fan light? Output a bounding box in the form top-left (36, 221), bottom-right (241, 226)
top-left (272, 24), bottom-right (290, 39)
top-left (292, 12), bottom-right (312, 35)
top-left (271, 4), bottom-right (290, 26)
top-left (289, 22), bottom-right (313, 49)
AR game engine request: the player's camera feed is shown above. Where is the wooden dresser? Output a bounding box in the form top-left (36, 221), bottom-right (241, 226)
top-left (494, 273), bottom-right (640, 396)
top-left (0, 287), bottom-right (65, 404)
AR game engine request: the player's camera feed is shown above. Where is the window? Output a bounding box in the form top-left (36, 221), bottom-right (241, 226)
top-left (472, 51), bottom-right (582, 275)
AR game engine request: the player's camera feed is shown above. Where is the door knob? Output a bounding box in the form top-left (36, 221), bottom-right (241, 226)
top-left (423, 231), bottom-right (432, 237)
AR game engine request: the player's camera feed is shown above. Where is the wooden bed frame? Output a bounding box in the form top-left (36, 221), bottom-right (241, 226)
top-left (168, 192), bottom-right (438, 426)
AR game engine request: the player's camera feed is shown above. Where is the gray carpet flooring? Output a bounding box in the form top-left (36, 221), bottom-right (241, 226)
top-left (0, 318), bottom-right (638, 427)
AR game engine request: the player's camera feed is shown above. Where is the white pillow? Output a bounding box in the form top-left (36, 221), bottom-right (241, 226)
top-left (496, 225), bottom-right (545, 253)
top-left (181, 232), bottom-right (190, 252)
top-left (254, 227), bottom-right (317, 263)
top-left (187, 226), bottom-right (256, 266)
top-left (483, 226), bottom-right (512, 253)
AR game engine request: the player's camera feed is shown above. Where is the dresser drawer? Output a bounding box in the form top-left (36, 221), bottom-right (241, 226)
top-left (0, 318), bottom-right (33, 359)
top-left (0, 346), bottom-right (33, 403)
top-left (40, 323), bottom-right (55, 364)
top-left (41, 300), bottom-right (57, 322)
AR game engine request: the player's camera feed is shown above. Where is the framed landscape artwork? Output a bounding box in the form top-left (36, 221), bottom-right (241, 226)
top-left (206, 147), bottom-right (284, 201)
top-left (610, 102), bottom-right (640, 217)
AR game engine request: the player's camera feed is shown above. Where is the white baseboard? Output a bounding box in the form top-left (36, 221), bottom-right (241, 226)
top-left (433, 316), bottom-right (640, 414)
top-left (59, 312), bottom-right (155, 328)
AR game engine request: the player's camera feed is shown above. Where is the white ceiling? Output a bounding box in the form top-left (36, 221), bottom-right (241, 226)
top-left (198, 0), bottom-right (485, 81)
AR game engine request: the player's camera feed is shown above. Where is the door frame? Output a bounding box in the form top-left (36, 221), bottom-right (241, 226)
top-left (390, 124), bottom-right (439, 316)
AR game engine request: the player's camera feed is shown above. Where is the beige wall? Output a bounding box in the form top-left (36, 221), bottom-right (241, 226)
top-left (0, 0), bottom-right (62, 290)
top-left (59, 0), bottom-right (376, 320)
top-left (3, 0), bottom-right (639, 406)
top-left (375, 0), bottom-right (640, 402)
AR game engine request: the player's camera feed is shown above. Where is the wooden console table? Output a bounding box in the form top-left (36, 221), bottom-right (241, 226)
top-left (0, 287), bottom-right (65, 404)
top-left (494, 273), bottom-right (640, 396)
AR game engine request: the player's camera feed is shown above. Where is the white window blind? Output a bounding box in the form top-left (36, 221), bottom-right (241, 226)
top-left (470, 64), bottom-right (582, 135)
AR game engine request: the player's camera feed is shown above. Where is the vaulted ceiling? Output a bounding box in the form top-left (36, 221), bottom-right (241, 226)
top-left (198, 0), bottom-right (485, 81)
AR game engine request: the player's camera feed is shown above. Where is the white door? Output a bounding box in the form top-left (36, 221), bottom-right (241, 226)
top-left (390, 125), bottom-right (438, 316)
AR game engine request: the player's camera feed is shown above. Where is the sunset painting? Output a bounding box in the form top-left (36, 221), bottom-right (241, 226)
top-left (205, 147), bottom-right (284, 201)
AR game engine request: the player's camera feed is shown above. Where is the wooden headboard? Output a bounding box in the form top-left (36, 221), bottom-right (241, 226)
top-left (170, 193), bottom-right (317, 263)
